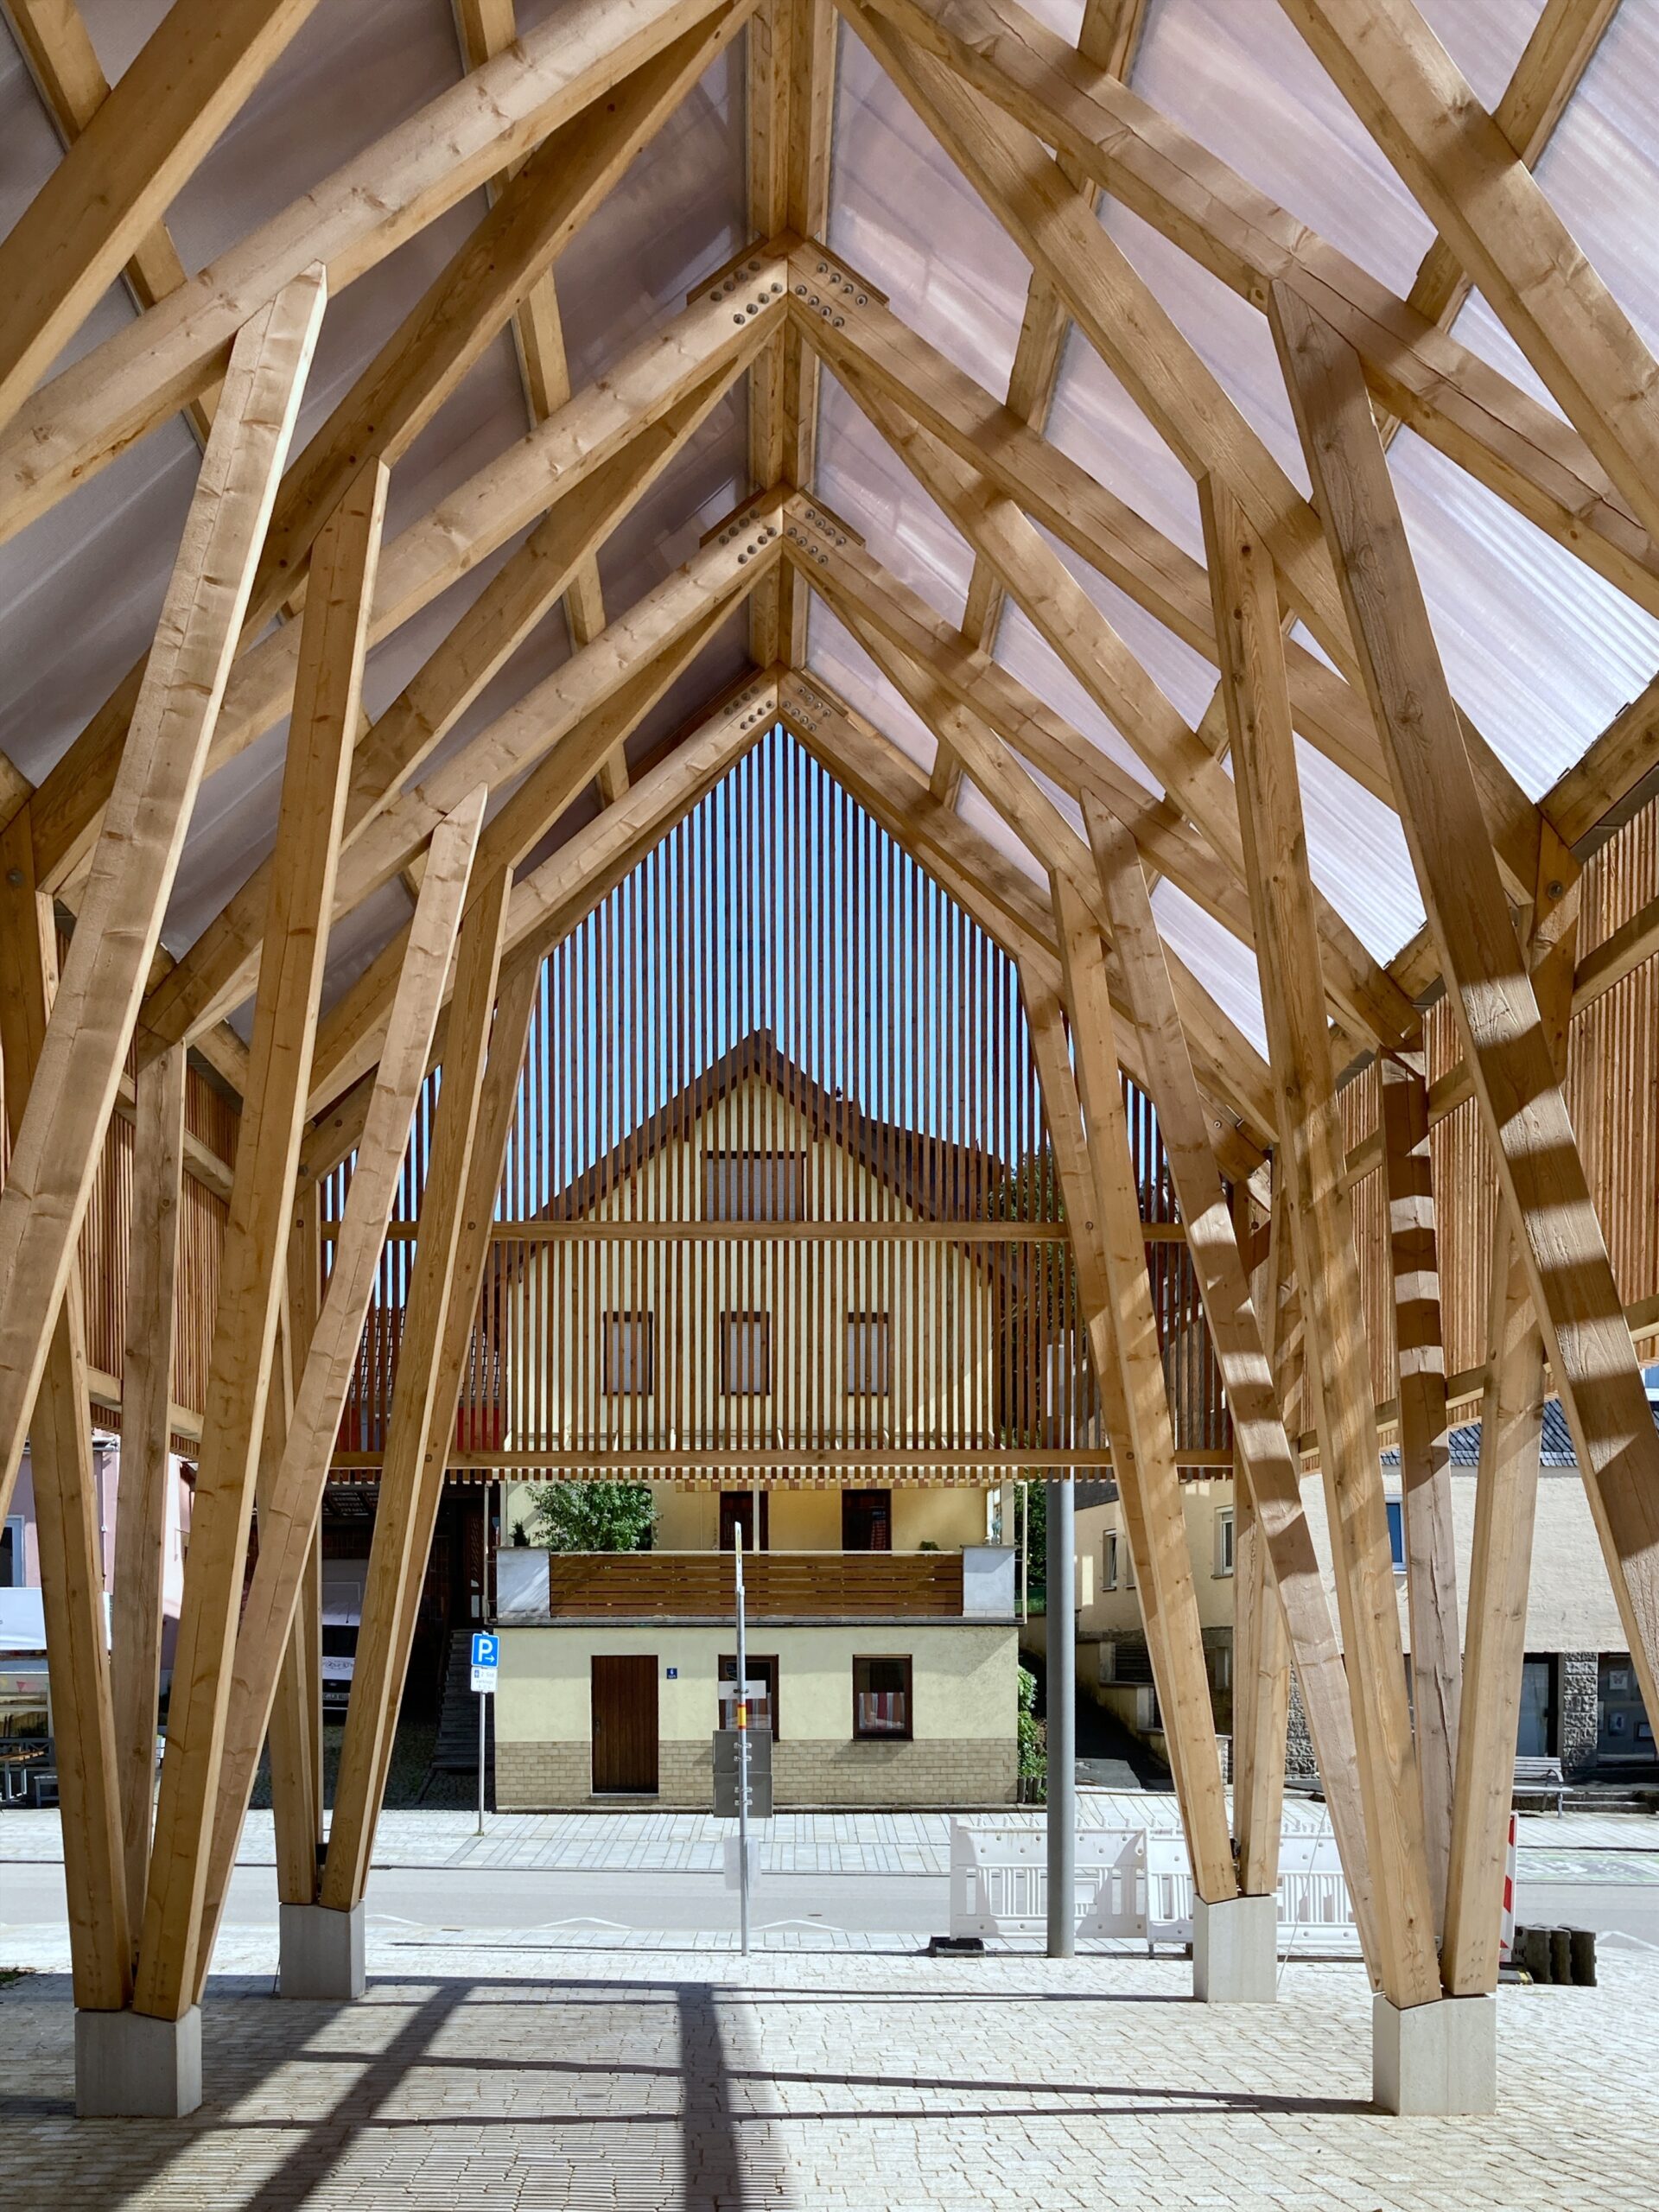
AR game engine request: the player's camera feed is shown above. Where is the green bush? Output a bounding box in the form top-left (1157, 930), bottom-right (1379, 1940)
top-left (524, 1481), bottom-right (654, 1552)
top-left (1017, 1663), bottom-right (1045, 1783)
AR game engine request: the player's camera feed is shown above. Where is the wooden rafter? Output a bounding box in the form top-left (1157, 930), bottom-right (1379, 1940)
top-left (2, 0), bottom-right (219, 444)
top-left (948, 0), bottom-right (1147, 747)
top-left (845, 0), bottom-right (1659, 629)
top-left (747, 0), bottom-right (839, 665)
top-left (1279, 0), bottom-right (1659, 550)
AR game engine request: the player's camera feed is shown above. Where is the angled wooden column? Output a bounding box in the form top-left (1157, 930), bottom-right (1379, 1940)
top-left (256, 1294), bottom-right (317, 1910)
top-left (1274, 283), bottom-right (1659, 1751)
top-left (274, 1181), bottom-right (327, 1908)
top-left (1378, 1046), bottom-right (1459, 1940)
top-left (0, 270), bottom-right (326, 1534)
top-left (0, 812), bottom-right (130, 2010)
top-left (358, 944), bottom-right (542, 1878)
top-left (112, 1038), bottom-right (188, 1933)
top-left (1020, 972), bottom-right (1192, 1817)
top-left (1202, 470), bottom-right (1440, 2008)
top-left (134, 458), bottom-right (387, 2022)
top-left (1088, 798), bottom-right (1381, 1966)
top-left (198, 792), bottom-right (487, 1968)
top-left (1229, 1183), bottom-right (1289, 1899)
top-left (1442, 855), bottom-right (1579, 1993)
top-left (321, 869), bottom-right (519, 1910)
top-left (1049, 882), bottom-right (1237, 1904)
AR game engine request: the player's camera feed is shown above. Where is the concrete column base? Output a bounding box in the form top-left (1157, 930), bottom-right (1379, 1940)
top-left (75, 2006), bottom-right (202, 2117)
top-left (279, 1900), bottom-right (365, 2001)
top-left (1192, 1893), bottom-right (1278, 2003)
top-left (1372, 1993), bottom-right (1497, 2114)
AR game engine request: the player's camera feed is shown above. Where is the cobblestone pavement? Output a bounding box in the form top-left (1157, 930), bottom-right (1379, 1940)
top-left (3, 1948), bottom-right (1656, 2210)
top-left (3, 1800), bottom-right (1652, 1877)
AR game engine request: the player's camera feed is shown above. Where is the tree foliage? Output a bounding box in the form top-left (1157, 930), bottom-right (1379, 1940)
top-left (524, 1481), bottom-right (654, 1553)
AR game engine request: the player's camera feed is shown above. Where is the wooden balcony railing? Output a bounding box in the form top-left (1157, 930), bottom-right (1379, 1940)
top-left (534, 1548), bottom-right (968, 1620)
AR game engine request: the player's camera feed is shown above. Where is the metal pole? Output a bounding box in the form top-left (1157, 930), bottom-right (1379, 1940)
top-left (478, 1482), bottom-right (490, 1836)
top-left (735, 1523), bottom-right (751, 1957)
top-left (1046, 1474), bottom-right (1076, 1958)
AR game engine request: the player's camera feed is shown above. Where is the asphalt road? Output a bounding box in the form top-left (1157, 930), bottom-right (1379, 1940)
top-left (5, 1856), bottom-right (1658, 1948)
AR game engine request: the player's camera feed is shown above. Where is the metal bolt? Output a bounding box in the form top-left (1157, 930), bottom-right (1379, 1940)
top-left (5, 868), bottom-right (22, 887)
top-left (1547, 879), bottom-right (1565, 899)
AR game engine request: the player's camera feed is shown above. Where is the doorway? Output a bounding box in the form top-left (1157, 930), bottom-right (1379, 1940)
top-left (842, 1488), bottom-right (892, 1551)
top-left (1516, 1655), bottom-right (1555, 1757)
top-left (720, 1491), bottom-right (769, 1551)
top-left (591, 1654), bottom-right (658, 1794)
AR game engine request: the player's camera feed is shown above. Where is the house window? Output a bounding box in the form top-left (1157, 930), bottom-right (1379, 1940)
top-left (703, 1150), bottom-right (805, 1221)
top-left (1103, 1530), bottom-right (1118, 1592)
top-left (1215, 1507), bottom-right (1236, 1579)
top-left (719, 1653), bottom-right (779, 1738)
top-left (601, 1312), bottom-right (655, 1395)
top-left (1385, 1498), bottom-right (1407, 1573)
top-left (1, 1516), bottom-right (23, 1587)
top-left (846, 1313), bottom-right (892, 1395)
top-left (719, 1491), bottom-right (769, 1552)
top-left (842, 1488), bottom-right (893, 1551)
top-left (853, 1655), bottom-right (912, 1739)
top-left (720, 1313), bottom-right (772, 1395)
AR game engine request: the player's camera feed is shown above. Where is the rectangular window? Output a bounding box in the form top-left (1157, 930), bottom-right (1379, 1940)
top-left (846, 1313), bottom-right (892, 1395)
top-left (703, 1151), bottom-right (805, 1221)
top-left (601, 1312), bottom-right (655, 1396)
top-left (719, 1653), bottom-right (779, 1738)
top-left (853, 1655), bottom-right (912, 1740)
top-left (1103, 1530), bottom-right (1118, 1592)
top-left (720, 1312), bottom-right (772, 1395)
top-left (842, 1488), bottom-right (893, 1552)
top-left (1215, 1506), bottom-right (1236, 1579)
top-left (1385, 1498), bottom-right (1406, 1573)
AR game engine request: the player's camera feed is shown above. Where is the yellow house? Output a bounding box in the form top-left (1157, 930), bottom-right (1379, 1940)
top-left (491, 1032), bottom-right (1021, 1809)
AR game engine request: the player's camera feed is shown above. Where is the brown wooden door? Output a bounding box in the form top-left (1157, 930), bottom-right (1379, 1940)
top-left (590, 1654), bottom-right (658, 1794)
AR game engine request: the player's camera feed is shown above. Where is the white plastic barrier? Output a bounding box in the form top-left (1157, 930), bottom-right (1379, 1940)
top-left (949, 1823), bottom-right (1145, 1941)
top-left (950, 1821), bottom-right (1359, 1949)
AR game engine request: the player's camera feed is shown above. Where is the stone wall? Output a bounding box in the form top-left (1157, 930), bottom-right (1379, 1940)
top-left (496, 1734), bottom-right (1016, 1811)
top-left (1558, 1651), bottom-right (1599, 1778)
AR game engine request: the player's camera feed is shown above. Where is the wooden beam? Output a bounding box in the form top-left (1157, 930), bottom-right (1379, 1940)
top-left (111, 1040), bottom-right (188, 1935)
top-left (0, 0), bottom-right (325, 438)
top-left (1279, 0), bottom-right (1659, 550)
top-left (1230, 1184), bottom-right (1291, 1899)
top-left (302, 545), bottom-right (773, 1119)
top-left (0, 0), bottom-right (749, 544)
top-left (747, 0), bottom-right (839, 665)
top-left (141, 365), bottom-right (742, 1056)
top-left (791, 252), bottom-right (1395, 808)
top-left (1203, 467), bottom-right (1440, 2008)
top-left (133, 459), bottom-right (385, 2021)
top-left (0, 270), bottom-right (325, 1535)
top-left (30, 276), bottom-right (780, 893)
top-left (321, 868), bottom-right (517, 1910)
top-left (952, 0), bottom-right (1147, 724)
top-left (1031, 925), bottom-right (1238, 1903)
top-left (1087, 799), bottom-right (1382, 1966)
top-left (840, 367), bottom-right (1417, 1050)
top-left (196, 793), bottom-right (486, 1982)
top-left (847, 0), bottom-right (1659, 635)
top-left (451, 0), bottom-right (626, 795)
top-left (0, 810), bottom-right (130, 2010)
top-left (1441, 868), bottom-right (1576, 1993)
top-left (1396, 0), bottom-right (1621, 362)
top-left (1, 0), bottom-right (219, 443)
top-left (1274, 281), bottom-right (1659, 1778)
top-left (1378, 1047), bottom-right (1459, 1942)
top-left (267, 1186), bottom-right (323, 1908)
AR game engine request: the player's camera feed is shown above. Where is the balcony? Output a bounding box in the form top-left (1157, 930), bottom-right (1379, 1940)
top-left (495, 1546), bottom-right (1016, 1624)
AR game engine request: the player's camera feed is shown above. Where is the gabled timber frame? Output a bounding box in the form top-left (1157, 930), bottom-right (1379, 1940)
top-left (1, 0), bottom-right (1657, 2109)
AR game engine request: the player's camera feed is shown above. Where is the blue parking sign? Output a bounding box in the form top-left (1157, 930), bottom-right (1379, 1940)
top-left (471, 1632), bottom-right (499, 1670)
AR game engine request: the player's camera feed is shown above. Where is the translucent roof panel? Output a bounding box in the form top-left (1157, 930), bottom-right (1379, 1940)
top-left (806, 599), bottom-right (940, 779)
top-left (1150, 879), bottom-right (1269, 1063)
top-left (1132, 0), bottom-right (1542, 299)
top-left (827, 23), bottom-right (1033, 396)
top-left (816, 373), bottom-right (975, 626)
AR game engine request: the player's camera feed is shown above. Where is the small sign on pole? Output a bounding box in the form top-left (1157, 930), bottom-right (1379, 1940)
top-left (470, 1630), bottom-right (499, 1694)
top-left (470, 1631), bottom-right (499, 1836)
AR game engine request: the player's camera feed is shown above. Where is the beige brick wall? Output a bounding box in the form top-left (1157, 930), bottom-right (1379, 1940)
top-left (497, 1732), bottom-right (1015, 1811)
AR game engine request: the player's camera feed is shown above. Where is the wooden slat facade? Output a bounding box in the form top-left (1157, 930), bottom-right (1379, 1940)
top-left (539, 1547), bottom-right (968, 1618)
